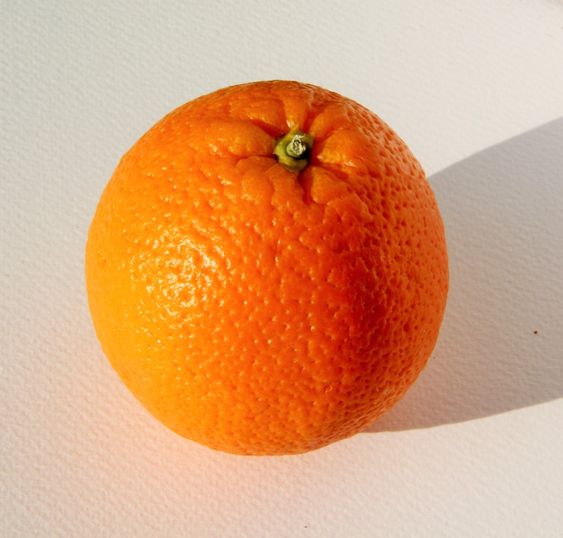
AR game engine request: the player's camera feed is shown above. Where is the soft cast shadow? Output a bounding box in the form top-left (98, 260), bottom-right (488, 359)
top-left (365, 118), bottom-right (563, 432)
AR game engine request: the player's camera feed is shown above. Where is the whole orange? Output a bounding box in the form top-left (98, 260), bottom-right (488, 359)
top-left (86, 81), bottom-right (448, 455)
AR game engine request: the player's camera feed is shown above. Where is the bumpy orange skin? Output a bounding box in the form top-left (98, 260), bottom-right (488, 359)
top-left (86, 81), bottom-right (448, 455)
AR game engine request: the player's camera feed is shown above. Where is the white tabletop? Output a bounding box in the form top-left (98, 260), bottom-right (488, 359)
top-left (2, 1), bottom-right (563, 536)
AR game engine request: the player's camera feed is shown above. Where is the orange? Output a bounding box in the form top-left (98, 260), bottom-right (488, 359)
top-left (85, 81), bottom-right (448, 455)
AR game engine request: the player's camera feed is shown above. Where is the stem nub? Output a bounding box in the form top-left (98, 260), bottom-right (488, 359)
top-left (273, 130), bottom-right (314, 172)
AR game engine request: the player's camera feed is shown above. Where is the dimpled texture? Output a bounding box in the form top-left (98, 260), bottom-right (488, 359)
top-left (85, 81), bottom-right (448, 455)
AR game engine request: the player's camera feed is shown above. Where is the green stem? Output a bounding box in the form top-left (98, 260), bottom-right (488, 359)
top-left (273, 130), bottom-right (314, 172)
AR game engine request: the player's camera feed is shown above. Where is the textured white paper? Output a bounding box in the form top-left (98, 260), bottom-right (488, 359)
top-left (2, 1), bottom-right (563, 536)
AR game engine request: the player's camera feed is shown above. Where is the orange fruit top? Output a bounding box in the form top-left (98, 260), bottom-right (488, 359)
top-left (85, 81), bottom-right (448, 455)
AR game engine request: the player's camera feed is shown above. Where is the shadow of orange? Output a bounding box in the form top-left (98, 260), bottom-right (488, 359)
top-left (365, 118), bottom-right (563, 432)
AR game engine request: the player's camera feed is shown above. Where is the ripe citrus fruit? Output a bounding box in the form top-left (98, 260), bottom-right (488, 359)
top-left (86, 81), bottom-right (448, 455)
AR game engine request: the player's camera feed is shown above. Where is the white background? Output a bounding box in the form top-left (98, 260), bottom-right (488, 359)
top-left (2, 1), bottom-right (563, 536)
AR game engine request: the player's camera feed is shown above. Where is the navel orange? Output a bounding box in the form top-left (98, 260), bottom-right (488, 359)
top-left (86, 81), bottom-right (448, 455)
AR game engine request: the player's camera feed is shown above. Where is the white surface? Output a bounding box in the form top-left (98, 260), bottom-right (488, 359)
top-left (2, 1), bottom-right (563, 536)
